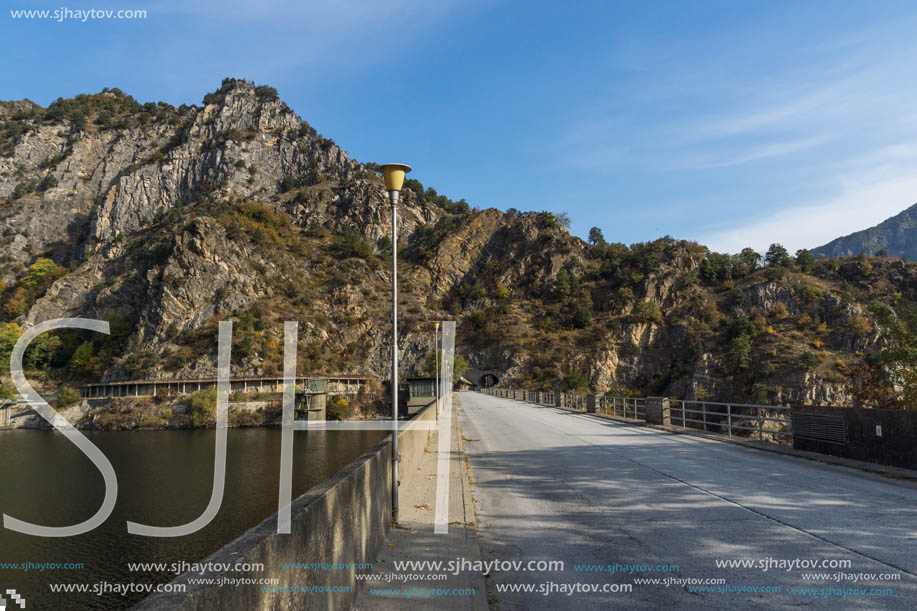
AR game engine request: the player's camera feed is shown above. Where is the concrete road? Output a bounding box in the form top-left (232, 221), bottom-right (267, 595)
top-left (458, 393), bottom-right (917, 610)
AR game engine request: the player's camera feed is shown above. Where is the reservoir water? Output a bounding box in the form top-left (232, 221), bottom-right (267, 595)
top-left (0, 427), bottom-right (386, 609)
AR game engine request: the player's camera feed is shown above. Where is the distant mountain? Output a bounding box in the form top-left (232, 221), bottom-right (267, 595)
top-left (812, 203), bottom-right (917, 259)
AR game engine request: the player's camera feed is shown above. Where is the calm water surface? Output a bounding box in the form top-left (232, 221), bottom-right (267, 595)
top-left (0, 428), bottom-right (385, 609)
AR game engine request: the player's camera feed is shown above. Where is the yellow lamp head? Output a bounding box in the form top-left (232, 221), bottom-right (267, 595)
top-left (381, 163), bottom-right (412, 192)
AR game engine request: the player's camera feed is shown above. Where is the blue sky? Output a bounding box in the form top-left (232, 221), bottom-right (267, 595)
top-left (5, 0), bottom-right (917, 254)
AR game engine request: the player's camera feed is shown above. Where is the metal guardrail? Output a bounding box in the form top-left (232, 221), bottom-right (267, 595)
top-left (596, 396), bottom-right (646, 420)
top-left (481, 388), bottom-right (645, 418)
top-left (669, 399), bottom-right (792, 442)
top-left (481, 388), bottom-right (791, 444)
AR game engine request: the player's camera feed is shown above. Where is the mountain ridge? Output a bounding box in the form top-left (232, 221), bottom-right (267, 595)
top-left (2, 78), bottom-right (917, 410)
top-left (812, 203), bottom-right (917, 259)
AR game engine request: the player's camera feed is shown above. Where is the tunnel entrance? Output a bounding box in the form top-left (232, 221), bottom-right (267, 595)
top-left (481, 373), bottom-right (500, 388)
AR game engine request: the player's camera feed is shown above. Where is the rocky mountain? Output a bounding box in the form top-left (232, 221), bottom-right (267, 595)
top-left (812, 203), bottom-right (917, 259)
top-left (2, 78), bottom-right (916, 409)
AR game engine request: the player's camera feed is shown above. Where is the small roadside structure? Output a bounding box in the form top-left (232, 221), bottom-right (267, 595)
top-left (456, 376), bottom-right (473, 391)
top-left (406, 376), bottom-right (436, 415)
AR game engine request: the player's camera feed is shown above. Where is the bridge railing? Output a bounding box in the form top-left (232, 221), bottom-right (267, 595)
top-left (481, 388), bottom-right (790, 444)
top-left (597, 396), bottom-right (645, 420)
top-left (669, 399), bottom-right (792, 443)
top-left (481, 388), bottom-right (645, 417)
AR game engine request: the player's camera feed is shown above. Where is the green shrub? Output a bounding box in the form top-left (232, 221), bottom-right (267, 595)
top-left (633, 300), bottom-right (663, 324)
top-left (796, 285), bottom-right (822, 304)
top-left (123, 350), bottom-right (159, 377)
top-left (12, 182), bottom-right (33, 199)
top-left (421, 186), bottom-right (471, 214)
top-left (55, 386), bottom-right (81, 408)
top-left (326, 396), bottom-right (353, 420)
top-left (38, 174), bottom-right (58, 191)
top-left (799, 350), bottom-right (820, 370)
top-left (189, 388), bottom-right (217, 427)
top-left (551, 270), bottom-right (575, 298)
top-left (764, 266), bottom-right (788, 282)
top-left (758, 360), bottom-right (776, 377)
top-left (254, 85), bottom-right (279, 101)
top-left (0, 380), bottom-right (16, 400)
top-left (728, 335), bottom-right (752, 370)
top-left (764, 243), bottom-right (791, 267)
top-left (24, 333), bottom-right (62, 369)
top-left (562, 369), bottom-right (589, 390)
top-left (226, 218), bottom-right (241, 240)
top-left (701, 252), bottom-right (731, 282)
top-left (570, 304), bottom-right (592, 329)
top-left (795, 249), bottom-right (816, 272)
top-left (847, 314), bottom-right (872, 335)
top-left (725, 287), bottom-right (745, 306)
top-left (406, 216), bottom-right (460, 262)
top-left (68, 341), bottom-right (95, 377)
top-left (332, 228), bottom-right (372, 260)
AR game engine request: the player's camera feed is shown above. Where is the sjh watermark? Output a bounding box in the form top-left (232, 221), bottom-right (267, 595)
top-left (9, 8), bottom-right (147, 21)
top-left (0, 588), bottom-right (26, 610)
top-left (2, 318), bottom-right (456, 539)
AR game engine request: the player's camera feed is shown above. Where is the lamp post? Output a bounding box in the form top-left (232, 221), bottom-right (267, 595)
top-left (381, 162), bottom-right (411, 525)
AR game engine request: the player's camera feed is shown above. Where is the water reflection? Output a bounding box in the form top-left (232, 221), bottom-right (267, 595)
top-left (0, 428), bottom-right (385, 609)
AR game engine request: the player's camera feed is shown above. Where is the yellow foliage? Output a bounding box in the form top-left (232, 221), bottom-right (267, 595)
top-left (773, 302), bottom-right (789, 319)
top-left (765, 325), bottom-right (776, 334)
top-left (812, 339), bottom-right (823, 348)
top-left (0, 321), bottom-right (22, 338)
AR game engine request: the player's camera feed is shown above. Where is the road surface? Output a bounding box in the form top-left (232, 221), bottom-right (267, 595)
top-left (458, 392), bottom-right (917, 610)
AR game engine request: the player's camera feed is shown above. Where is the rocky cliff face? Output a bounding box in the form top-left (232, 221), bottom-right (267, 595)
top-left (1, 79), bottom-right (912, 407)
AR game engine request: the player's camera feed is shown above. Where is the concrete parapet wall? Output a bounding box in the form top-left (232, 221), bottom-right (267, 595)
top-left (645, 397), bottom-right (671, 426)
top-left (135, 402), bottom-right (437, 611)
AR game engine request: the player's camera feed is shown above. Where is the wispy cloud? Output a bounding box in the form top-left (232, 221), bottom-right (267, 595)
top-left (684, 136), bottom-right (828, 169)
top-left (548, 10), bottom-right (917, 248)
top-left (699, 149), bottom-right (917, 254)
top-left (153, 0), bottom-right (460, 26)
top-left (133, 0), bottom-right (468, 100)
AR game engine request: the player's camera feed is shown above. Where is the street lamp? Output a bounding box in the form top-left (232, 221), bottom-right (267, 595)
top-left (381, 162), bottom-right (411, 525)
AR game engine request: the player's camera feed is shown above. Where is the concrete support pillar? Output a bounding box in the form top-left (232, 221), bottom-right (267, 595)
top-left (645, 397), bottom-right (671, 425)
top-left (586, 394), bottom-right (600, 413)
